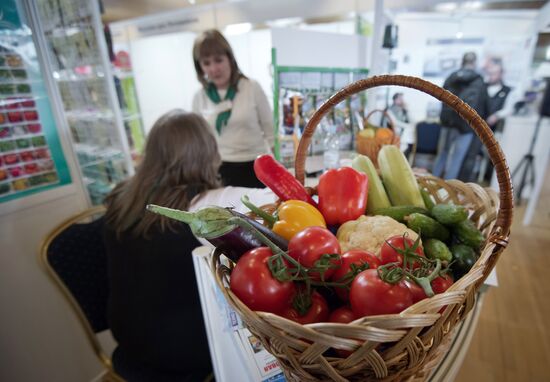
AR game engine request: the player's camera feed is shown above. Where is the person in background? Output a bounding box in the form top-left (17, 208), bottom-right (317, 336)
top-left (433, 52), bottom-right (489, 181)
top-left (192, 29), bottom-right (274, 188)
top-left (386, 92), bottom-right (415, 157)
top-left (103, 110), bottom-right (274, 382)
top-left (485, 58), bottom-right (514, 132)
top-left (459, 58), bottom-right (516, 182)
top-left (388, 92), bottom-right (410, 124)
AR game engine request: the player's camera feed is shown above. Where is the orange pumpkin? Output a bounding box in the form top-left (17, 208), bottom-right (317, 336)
top-left (375, 127), bottom-right (394, 145)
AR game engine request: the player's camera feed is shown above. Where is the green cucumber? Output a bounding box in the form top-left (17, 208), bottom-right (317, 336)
top-left (405, 213), bottom-right (450, 241)
top-left (451, 244), bottom-right (478, 278)
top-left (373, 205), bottom-right (429, 223)
top-left (453, 219), bottom-right (484, 249)
top-left (431, 204), bottom-right (468, 225)
top-left (420, 188), bottom-right (436, 211)
top-left (424, 239), bottom-right (452, 262)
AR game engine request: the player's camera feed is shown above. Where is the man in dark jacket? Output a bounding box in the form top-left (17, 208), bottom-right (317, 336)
top-left (460, 59), bottom-right (514, 182)
top-left (433, 52), bottom-right (489, 180)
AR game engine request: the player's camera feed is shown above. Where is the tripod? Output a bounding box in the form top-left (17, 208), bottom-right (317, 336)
top-left (511, 115), bottom-right (543, 205)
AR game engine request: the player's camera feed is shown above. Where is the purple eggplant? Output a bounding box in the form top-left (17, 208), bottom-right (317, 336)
top-left (146, 204), bottom-right (288, 263)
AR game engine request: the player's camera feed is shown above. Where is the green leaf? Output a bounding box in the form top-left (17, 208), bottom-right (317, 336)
top-left (147, 204), bottom-right (235, 239)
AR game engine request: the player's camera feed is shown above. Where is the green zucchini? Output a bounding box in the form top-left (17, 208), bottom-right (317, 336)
top-left (378, 145), bottom-right (425, 208)
top-left (352, 154), bottom-right (391, 214)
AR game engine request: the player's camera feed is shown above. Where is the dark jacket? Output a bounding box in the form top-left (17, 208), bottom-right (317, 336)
top-left (440, 68), bottom-right (489, 134)
top-left (104, 222), bottom-right (212, 381)
top-left (487, 84), bottom-right (511, 117)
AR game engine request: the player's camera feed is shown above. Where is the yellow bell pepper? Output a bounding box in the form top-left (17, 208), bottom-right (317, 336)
top-left (273, 200), bottom-right (326, 240)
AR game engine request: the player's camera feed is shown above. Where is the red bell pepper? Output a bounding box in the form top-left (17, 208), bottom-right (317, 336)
top-left (253, 155), bottom-right (317, 206)
top-left (317, 167), bottom-right (368, 225)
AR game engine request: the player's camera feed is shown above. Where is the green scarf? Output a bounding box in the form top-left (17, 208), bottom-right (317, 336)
top-left (206, 83), bottom-right (237, 134)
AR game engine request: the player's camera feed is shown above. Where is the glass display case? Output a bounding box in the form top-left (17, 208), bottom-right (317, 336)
top-left (30, 0), bottom-right (134, 205)
top-left (109, 24), bottom-right (146, 162)
top-left (272, 49), bottom-right (369, 169)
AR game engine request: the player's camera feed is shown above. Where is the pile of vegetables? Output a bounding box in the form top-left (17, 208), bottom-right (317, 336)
top-left (148, 146), bottom-right (485, 325)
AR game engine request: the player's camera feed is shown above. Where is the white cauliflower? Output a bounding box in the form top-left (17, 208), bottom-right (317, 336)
top-left (336, 215), bottom-right (420, 257)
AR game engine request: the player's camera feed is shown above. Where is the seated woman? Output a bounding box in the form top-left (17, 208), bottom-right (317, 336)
top-left (103, 110), bottom-right (274, 381)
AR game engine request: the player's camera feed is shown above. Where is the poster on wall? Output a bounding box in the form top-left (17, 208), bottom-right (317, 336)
top-left (422, 37), bottom-right (485, 79)
top-left (0, 0), bottom-right (71, 203)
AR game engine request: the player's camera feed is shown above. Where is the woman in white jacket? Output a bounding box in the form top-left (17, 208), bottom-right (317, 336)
top-left (192, 29), bottom-right (274, 188)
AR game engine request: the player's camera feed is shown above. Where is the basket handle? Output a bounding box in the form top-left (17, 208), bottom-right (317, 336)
top-left (364, 108), bottom-right (395, 131)
top-left (295, 75), bottom-right (513, 238)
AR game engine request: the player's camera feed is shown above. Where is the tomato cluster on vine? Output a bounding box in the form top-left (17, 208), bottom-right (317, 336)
top-left (229, 224), bottom-right (454, 324)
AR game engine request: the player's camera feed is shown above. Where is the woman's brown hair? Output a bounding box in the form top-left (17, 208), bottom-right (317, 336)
top-left (104, 110), bottom-right (221, 238)
top-left (192, 29), bottom-right (246, 88)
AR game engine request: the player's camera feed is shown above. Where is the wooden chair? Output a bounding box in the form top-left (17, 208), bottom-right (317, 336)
top-left (39, 206), bottom-right (124, 382)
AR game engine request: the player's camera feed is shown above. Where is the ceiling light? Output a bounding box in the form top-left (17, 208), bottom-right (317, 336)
top-left (265, 17), bottom-right (304, 28)
top-left (456, 31), bottom-right (463, 39)
top-left (463, 1), bottom-right (483, 10)
top-left (224, 22), bottom-right (252, 35)
top-left (435, 2), bottom-right (458, 12)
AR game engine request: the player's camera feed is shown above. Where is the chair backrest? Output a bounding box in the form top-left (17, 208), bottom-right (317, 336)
top-left (39, 206), bottom-right (114, 370)
top-left (415, 121), bottom-right (442, 155)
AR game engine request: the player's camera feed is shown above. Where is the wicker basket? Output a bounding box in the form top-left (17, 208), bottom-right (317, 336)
top-left (356, 109), bottom-right (400, 167)
top-left (211, 75), bottom-right (513, 381)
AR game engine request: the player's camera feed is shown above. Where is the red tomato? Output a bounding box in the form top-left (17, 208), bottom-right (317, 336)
top-left (331, 250), bottom-right (381, 301)
top-left (380, 235), bottom-right (425, 269)
top-left (432, 274), bottom-right (454, 313)
top-left (282, 292), bottom-right (329, 324)
top-left (404, 279), bottom-right (427, 303)
top-left (432, 274), bottom-right (454, 294)
top-left (350, 269), bottom-right (413, 317)
top-left (329, 306), bottom-right (356, 323)
top-left (288, 226), bottom-right (341, 281)
top-left (405, 274), bottom-right (455, 305)
top-left (329, 306), bottom-right (358, 357)
top-left (230, 247), bottom-right (295, 314)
